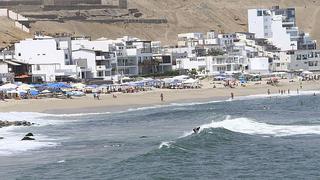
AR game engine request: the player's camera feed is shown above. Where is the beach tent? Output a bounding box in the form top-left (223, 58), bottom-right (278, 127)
top-left (47, 83), bottom-right (71, 89)
top-left (214, 76), bottom-right (226, 81)
top-left (183, 78), bottom-right (198, 84)
top-left (174, 75), bottom-right (189, 80)
top-left (71, 83), bottom-right (86, 89)
top-left (182, 78), bottom-right (199, 88)
top-left (18, 84), bottom-right (34, 91)
top-left (302, 71), bottom-right (313, 75)
top-left (0, 83), bottom-right (18, 91)
top-left (29, 89), bottom-right (39, 96)
top-left (41, 90), bottom-right (51, 94)
top-left (17, 89), bottom-right (28, 96)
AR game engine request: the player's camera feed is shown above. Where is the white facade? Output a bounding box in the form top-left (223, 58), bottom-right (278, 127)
top-left (248, 57), bottom-right (269, 74)
top-left (248, 8), bottom-right (297, 51)
top-left (176, 57), bottom-right (206, 71)
top-left (287, 50), bottom-right (320, 72)
top-left (14, 36), bottom-right (77, 82)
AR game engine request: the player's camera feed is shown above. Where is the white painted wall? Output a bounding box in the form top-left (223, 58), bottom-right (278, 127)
top-left (0, 9), bottom-right (7, 16)
top-left (249, 57), bottom-right (269, 74)
top-left (176, 57), bottom-right (206, 70)
top-left (72, 39), bottom-right (112, 52)
top-left (0, 62), bottom-right (8, 74)
top-left (72, 50), bottom-right (97, 77)
top-left (15, 38), bottom-right (67, 65)
top-left (248, 9), bottom-right (272, 39)
top-left (271, 16), bottom-right (297, 51)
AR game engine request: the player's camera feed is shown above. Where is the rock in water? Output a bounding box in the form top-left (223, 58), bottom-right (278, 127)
top-left (25, 133), bottom-right (34, 137)
top-left (21, 136), bottom-right (35, 141)
top-left (0, 120), bottom-right (33, 128)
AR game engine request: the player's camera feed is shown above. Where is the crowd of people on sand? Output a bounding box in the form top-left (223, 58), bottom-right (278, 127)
top-left (0, 76), bottom-right (203, 102)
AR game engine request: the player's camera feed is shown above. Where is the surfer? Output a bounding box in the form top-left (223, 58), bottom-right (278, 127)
top-left (193, 127), bottom-right (200, 134)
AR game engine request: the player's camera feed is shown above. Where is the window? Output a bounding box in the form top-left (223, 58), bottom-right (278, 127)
top-left (18, 53), bottom-right (21, 56)
top-left (309, 61), bottom-right (314, 66)
top-left (257, 10), bottom-right (263, 16)
top-left (36, 65), bottom-right (41, 71)
top-left (97, 71), bottom-right (103, 77)
top-left (297, 54), bottom-right (301, 60)
top-left (65, 54), bottom-right (69, 59)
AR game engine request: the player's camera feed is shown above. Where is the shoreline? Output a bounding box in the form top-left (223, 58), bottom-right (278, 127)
top-left (0, 80), bottom-right (319, 114)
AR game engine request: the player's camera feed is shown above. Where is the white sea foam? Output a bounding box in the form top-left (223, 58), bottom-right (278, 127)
top-left (50, 112), bottom-right (111, 117)
top-left (159, 141), bottom-right (174, 149)
top-left (0, 126), bottom-right (58, 156)
top-left (0, 112), bottom-right (60, 156)
top-left (199, 117), bottom-right (320, 137)
top-left (234, 90), bottom-right (320, 101)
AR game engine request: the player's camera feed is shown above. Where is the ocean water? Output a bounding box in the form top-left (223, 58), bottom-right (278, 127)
top-left (1, 92), bottom-right (320, 179)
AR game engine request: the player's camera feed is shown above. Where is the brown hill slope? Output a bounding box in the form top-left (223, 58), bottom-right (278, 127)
top-left (0, 17), bottom-right (30, 48)
top-left (5, 0), bottom-right (320, 46)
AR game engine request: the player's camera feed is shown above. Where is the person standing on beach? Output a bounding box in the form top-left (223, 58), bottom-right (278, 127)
top-left (267, 89), bottom-right (271, 95)
top-left (231, 92), bottom-right (234, 100)
top-left (160, 93), bottom-right (164, 102)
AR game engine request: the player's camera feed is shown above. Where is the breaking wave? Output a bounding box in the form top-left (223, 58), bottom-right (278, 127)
top-left (159, 116), bottom-right (320, 149)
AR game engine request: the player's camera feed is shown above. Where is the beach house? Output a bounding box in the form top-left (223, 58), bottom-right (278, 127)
top-left (14, 35), bottom-right (77, 82)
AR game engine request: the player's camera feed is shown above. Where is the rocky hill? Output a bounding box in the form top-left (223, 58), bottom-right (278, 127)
top-left (2, 0), bottom-right (320, 47)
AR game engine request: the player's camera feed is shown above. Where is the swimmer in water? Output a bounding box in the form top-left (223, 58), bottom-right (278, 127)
top-left (193, 127), bottom-right (200, 134)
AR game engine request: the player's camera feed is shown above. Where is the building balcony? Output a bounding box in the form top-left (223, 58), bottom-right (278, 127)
top-left (96, 56), bottom-right (112, 61)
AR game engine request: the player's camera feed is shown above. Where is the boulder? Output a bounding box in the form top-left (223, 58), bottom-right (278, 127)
top-left (0, 120), bottom-right (33, 128)
top-left (25, 133), bottom-right (34, 137)
top-left (21, 136), bottom-right (35, 141)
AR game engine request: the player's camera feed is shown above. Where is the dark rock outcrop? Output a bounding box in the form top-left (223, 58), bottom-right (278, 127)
top-left (0, 120), bottom-right (33, 128)
top-left (25, 133), bottom-right (34, 137)
top-left (21, 136), bottom-right (35, 141)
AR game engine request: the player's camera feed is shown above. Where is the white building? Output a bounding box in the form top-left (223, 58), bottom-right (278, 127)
top-left (248, 57), bottom-right (270, 74)
top-left (72, 49), bottom-right (115, 80)
top-left (15, 36), bottom-right (77, 82)
top-left (248, 6), bottom-right (316, 51)
top-left (178, 32), bottom-right (204, 47)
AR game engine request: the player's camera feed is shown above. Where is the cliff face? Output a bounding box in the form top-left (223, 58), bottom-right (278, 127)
top-left (3, 0), bottom-right (320, 47)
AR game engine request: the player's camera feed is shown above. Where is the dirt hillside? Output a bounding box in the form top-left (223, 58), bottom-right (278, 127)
top-left (2, 0), bottom-right (320, 47)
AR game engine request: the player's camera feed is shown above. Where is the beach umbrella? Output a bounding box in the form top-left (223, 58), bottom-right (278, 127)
top-left (0, 83), bottom-right (18, 90)
top-left (47, 83), bottom-right (71, 89)
top-left (7, 89), bottom-right (19, 94)
top-left (41, 90), bottom-right (51, 94)
top-left (18, 84), bottom-right (34, 91)
top-left (183, 78), bottom-right (198, 84)
top-left (29, 89), bottom-right (39, 96)
top-left (71, 83), bottom-right (86, 89)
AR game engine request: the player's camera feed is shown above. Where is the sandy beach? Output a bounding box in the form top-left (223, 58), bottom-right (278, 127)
top-left (0, 79), bottom-right (319, 114)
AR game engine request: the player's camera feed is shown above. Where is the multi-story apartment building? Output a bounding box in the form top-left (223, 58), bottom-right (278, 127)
top-left (248, 6), bottom-right (316, 51)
